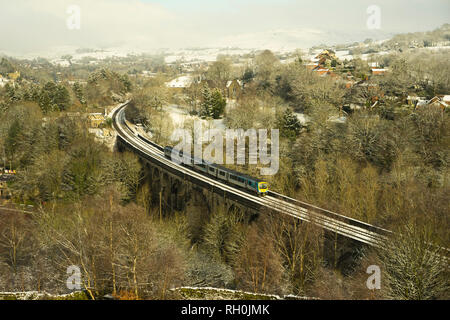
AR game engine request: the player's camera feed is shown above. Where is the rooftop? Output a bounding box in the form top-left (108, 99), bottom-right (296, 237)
top-left (165, 75), bottom-right (194, 88)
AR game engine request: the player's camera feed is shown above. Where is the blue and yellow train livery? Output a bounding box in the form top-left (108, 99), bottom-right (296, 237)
top-left (164, 146), bottom-right (268, 196)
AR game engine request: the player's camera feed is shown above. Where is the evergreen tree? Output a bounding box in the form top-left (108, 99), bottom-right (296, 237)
top-left (73, 82), bottom-right (86, 105)
top-left (200, 86), bottom-right (226, 119)
top-left (210, 89), bottom-right (226, 119)
top-left (38, 82), bottom-right (71, 112)
top-left (242, 68), bottom-right (255, 85)
top-left (4, 83), bottom-right (18, 101)
top-left (54, 85), bottom-right (71, 111)
top-left (0, 58), bottom-right (15, 76)
top-left (200, 85), bottom-right (214, 119)
top-left (120, 74), bottom-right (132, 92)
top-left (278, 108), bottom-right (302, 139)
top-left (38, 91), bottom-right (53, 114)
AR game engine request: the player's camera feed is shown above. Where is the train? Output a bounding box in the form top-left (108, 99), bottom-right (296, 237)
top-left (164, 146), bottom-right (269, 196)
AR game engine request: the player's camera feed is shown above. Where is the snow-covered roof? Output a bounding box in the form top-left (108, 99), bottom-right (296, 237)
top-left (407, 95), bottom-right (426, 101)
top-left (226, 80), bottom-right (243, 88)
top-left (416, 100), bottom-right (428, 107)
top-left (51, 59), bottom-right (71, 67)
top-left (165, 75), bottom-right (193, 88)
top-left (0, 78), bottom-right (10, 87)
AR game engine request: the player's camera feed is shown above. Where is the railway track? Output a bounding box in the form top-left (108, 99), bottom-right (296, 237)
top-left (112, 101), bottom-right (395, 246)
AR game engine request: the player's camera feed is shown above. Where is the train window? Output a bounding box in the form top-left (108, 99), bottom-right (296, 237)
top-left (209, 167), bottom-right (215, 172)
top-left (219, 171), bottom-right (226, 176)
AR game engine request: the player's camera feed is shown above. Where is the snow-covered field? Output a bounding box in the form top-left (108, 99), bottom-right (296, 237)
top-left (166, 105), bottom-right (226, 131)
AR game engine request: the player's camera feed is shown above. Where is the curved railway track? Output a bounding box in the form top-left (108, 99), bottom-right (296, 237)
top-left (112, 101), bottom-right (396, 247)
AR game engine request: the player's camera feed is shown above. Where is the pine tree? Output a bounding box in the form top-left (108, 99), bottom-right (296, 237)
top-left (38, 82), bottom-right (70, 112)
top-left (0, 58), bottom-right (15, 76)
top-left (279, 108), bottom-right (302, 139)
top-left (210, 89), bottom-right (226, 119)
top-left (38, 91), bottom-right (52, 114)
top-left (54, 85), bottom-right (71, 111)
top-left (73, 82), bottom-right (86, 105)
top-left (242, 68), bottom-right (255, 85)
top-left (200, 85), bottom-right (214, 119)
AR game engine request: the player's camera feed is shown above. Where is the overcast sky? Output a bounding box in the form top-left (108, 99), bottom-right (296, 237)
top-left (0, 0), bottom-right (449, 56)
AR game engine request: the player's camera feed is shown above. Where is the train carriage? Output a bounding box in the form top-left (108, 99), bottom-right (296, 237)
top-left (222, 167), bottom-right (268, 196)
top-left (164, 146), bottom-right (268, 196)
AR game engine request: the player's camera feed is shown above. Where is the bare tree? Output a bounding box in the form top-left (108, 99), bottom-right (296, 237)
top-left (377, 224), bottom-right (449, 300)
top-left (261, 212), bottom-right (323, 294)
top-left (234, 225), bottom-right (285, 295)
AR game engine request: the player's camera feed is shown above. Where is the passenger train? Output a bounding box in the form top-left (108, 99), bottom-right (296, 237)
top-left (164, 146), bottom-right (269, 196)
top-left (120, 115), bottom-right (268, 196)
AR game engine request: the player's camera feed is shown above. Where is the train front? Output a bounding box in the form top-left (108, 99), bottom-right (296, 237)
top-left (258, 182), bottom-right (268, 196)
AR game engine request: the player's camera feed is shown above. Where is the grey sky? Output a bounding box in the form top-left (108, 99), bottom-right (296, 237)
top-left (0, 0), bottom-right (448, 56)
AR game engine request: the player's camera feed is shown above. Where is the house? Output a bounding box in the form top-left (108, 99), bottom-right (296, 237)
top-left (315, 49), bottom-right (336, 59)
top-left (0, 77), bottom-right (10, 87)
top-left (165, 75), bottom-right (195, 93)
top-left (416, 100), bottom-right (428, 108)
top-left (315, 50), bottom-right (337, 67)
top-left (314, 68), bottom-right (331, 76)
top-left (308, 49), bottom-right (342, 77)
top-left (371, 68), bottom-right (387, 76)
top-left (7, 71), bottom-right (20, 81)
top-left (312, 67), bottom-right (339, 79)
top-left (226, 80), bottom-right (243, 99)
top-left (427, 96), bottom-right (448, 110)
top-left (406, 94), bottom-right (427, 106)
top-left (305, 62), bottom-right (319, 70)
top-left (88, 114), bottom-right (106, 128)
top-left (441, 95), bottom-right (450, 105)
top-left (415, 96), bottom-right (448, 111)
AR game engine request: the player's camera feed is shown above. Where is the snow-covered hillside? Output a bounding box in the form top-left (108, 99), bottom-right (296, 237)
top-left (210, 28), bottom-right (393, 52)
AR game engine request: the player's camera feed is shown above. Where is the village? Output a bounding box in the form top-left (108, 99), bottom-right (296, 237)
top-left (1, 39), bottom-right (449, 204)
top-left (163, 47), bottom-right (448, 118)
